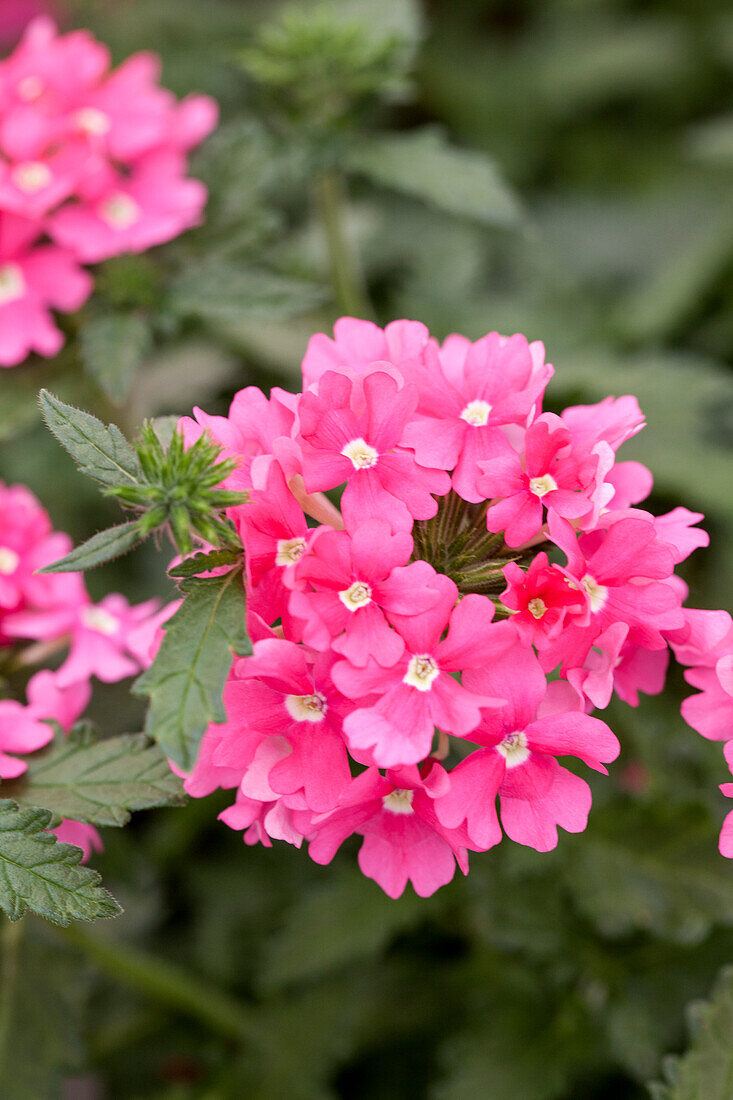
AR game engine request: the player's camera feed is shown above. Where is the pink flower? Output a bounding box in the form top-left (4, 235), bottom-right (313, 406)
top-left (541, 514), bottom-right (683, 674)
top-left (307, 764), bottom-right (472, 899)
top-left (719, 742), bottom-right (733, 859)
top-left (333, 578), bottom-right (513, 767)
top-left (501, 552), bottom-right (584, 646)
top-left (0, 212), bottom-right (91, 366)
top-left (290, 519), bottom-right (441, 666)
top-left (50, 819), bottom-right (103, 862)
top-left (0, 669), bottom-right (89, 777)
top-left (299, 368), bottom-right (450, 532)
top-left (48, 149), bottom-right (207, 263)
top-left (400, 331), bottom-right (553, 502)
top-left (212, 639), bottom-right (353, 813)
top-left (478, 413), bottom-right (610, 547)
top-left (301, 317), bottom-right (433, 389)
top-left (436, 645), bottom-right (619, 851)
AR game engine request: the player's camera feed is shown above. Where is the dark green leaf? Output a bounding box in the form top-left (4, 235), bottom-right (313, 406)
top-left (80, 313), bottom-right (153, 404)
top-left (168, 547), bottom-right (242, 579)
top-left (0, 800), bottom-right (121, 925)
top-left (652, 967), bottom-right (733, 1100)
top-left (38, 520), bottom-right (144, 573)
top-left (346, 127), bottom-right (521, 227)
top-left (38, 390), bottom-right (141, 489)
top-left (133, 568), bottom-right (251, 769)
top-left (3, 728), bottom-right (185, 827)
top-left (168, 262), bottom-right (328, 326)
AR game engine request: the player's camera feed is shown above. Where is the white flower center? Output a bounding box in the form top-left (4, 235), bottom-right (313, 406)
top-left (99, 192), bottom-right (140, 229)
top-left (0, 547), bottom-right (20, 575)
top-left (17, 75), bottom-right (44, 101)
top-left (460, 400), bottom-right (492, 427)
top-left (527, 597), bottom-right (546, 620)
top-left (403, 654), bottom-right (439, 691)
top-left (12, 161), bottom-right (52, 193)
top-left (497, 730), bottom-right (530, 768)
top-left (341, 437), bottom-right (379, 469)
top-left (275, 536), bottom-right (306, 567)
top-left (529, 473), bottom-right (558, 498)
top-left (382, 788), bottom-right (414, 814)
top-left (0, 263), bottom-right (25, 305)
top-left (338, 580), bottom-right (372, 612)
top-left (285, 692), bottom-right (328, 723)
top-left (581, 573), bottom-right (608, 613)
top-left (82, 607), bottom-right (120, 636)
top-left (75, 107), bottom-right (111, 136)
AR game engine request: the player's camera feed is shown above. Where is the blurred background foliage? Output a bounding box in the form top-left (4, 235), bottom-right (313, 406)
top-left (2, 0), bottom-right (733, 1096)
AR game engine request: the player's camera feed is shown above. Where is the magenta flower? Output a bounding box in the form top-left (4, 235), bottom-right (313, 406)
top-left (299, 368), bottom-right (450, 532)
top-left (400, 331), bottom-right (553, 502)
top-left (290, 519), bottom-right (441, 666)
top-left (171, 316), bottom-right (729, 897)
top-left (436, 645), bottom-right (619, 851)
top-left (307, 764), bottom-right (472, 899)
top-left (333, 579), bottom-right (513, 767)
top-left (0, 211), bottom-right (91, 366)
top-left (0, 669), bottom-right (89, 777)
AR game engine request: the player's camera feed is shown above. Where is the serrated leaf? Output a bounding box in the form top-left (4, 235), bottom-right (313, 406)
top-left (133, 568), bottom-right (251, 769)
top-left (2, 729), bottom-right (184, 827)
top-left (652, 967), bottom-right (733, 1100)
top-left (39, 520), bottom-right (144, 573)
top-left (564, 835), bottom-right (733, 945)
top-left (0, 800), bottom-right (121, 925)
top-left (39, 390), bottom-right (141, 489)
top-left (168, 547), bottom-right (242, 579)
top-left (80, 312), bottom-right (153, 404)
top-left (346, 127), bottom-right (521, 227)
top-left (168, 261), bottom-right (328, 326)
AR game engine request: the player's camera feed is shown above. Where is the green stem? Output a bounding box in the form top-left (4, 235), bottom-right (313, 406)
top-left (316, 168), bottom-right (371, 318)
top-left (60, 926), bottom-right (267, 1050)
top-left (0, 918), bottom-right (23, 1072)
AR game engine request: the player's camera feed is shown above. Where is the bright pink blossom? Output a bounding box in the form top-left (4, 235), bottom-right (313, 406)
top-left (0, 669), bottom-right (89, 777)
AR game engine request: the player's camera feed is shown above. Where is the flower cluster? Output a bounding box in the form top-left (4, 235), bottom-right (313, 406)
top-left (177, 318), bottom-right (731, 898)
top-left (0, 478), bottom-right (167, 857)
top-left (0, 16), bottom-right (216, 366)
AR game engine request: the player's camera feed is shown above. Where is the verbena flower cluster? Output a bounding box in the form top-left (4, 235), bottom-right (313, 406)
top-left (0, 478), bottom-right (166, 857)
top-left (0, 17), bottom-right (216, 366)
top-left (178, 318), bottom-right (733, 899)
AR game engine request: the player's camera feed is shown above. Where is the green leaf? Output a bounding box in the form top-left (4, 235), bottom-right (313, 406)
top-left (38, 520), bottom-right (144, 573)
top-left (133, 568), bottom-right (252, 770)
top-left (564, 834), bottom-right (733, 945)
top-left (168, 547), bottom-right (242, 579)
top-left (80, 312), bottom-right (153, 405)
top-left (346, 127), bottom-right (521, 227)
top-left (38, 390), bottom-right (141, 489)
top-left (651, 967), bottom-right (733, 1100)
top-left (3, 728), bottom-right (185, 827)
top-left (0, 800), bottom-right (121, 925)
top-left (168, 262), bottom-right (328, 327)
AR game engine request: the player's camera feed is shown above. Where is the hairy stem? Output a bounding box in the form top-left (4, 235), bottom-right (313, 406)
top-left (0, 917), bottom-right (23, 1072)
top-left (60, 925), bottom-right (268, 1050)
top-left (316, 168), bottom-right (371, 318)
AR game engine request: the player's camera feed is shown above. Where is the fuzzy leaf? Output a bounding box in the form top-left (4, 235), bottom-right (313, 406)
top-left (652, 967), bottom-right (733, 1100)
top-left (80, 312), bottom-right (153, 405)
top-left (168, 547), bottom-right (243, 579)
top-left (346, 127), bottom-right (521, 227)
top-left (3, 728), bottom-right (185, 827)
top-left (39, 390), bottom-right (141, 488)
top-left (133, 568), bottom-right (251, 769)
top-left (0, 800), bottom-right (121, 924)
top-left (38, 520), bottom-right (144, 573)
top-left (168, 262), bottom-right (328, 326)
